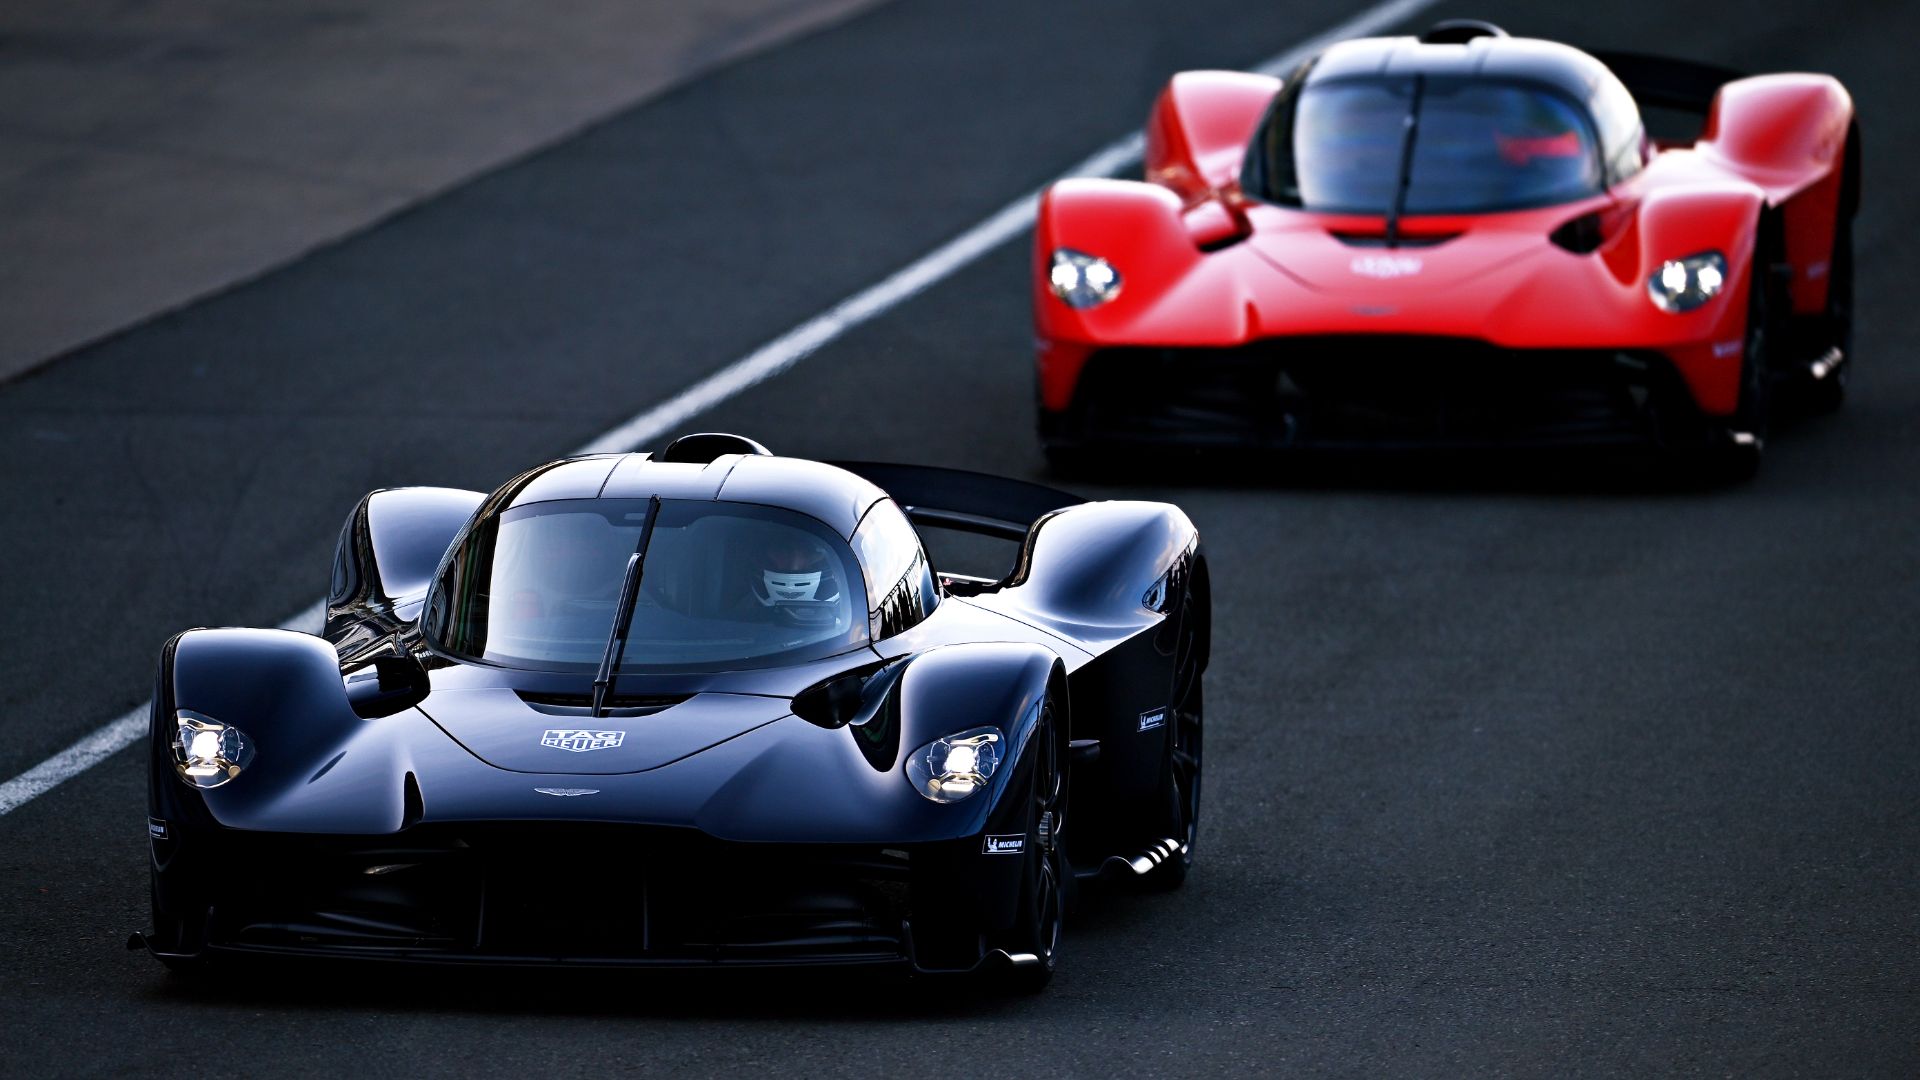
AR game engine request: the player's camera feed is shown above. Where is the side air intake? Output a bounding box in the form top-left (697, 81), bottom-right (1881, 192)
top-left (1419, 20), bottom-right (1507, 44)
top-left (658, 432), bottom-right (773, 464)
top-left (1549, 211), bottom-right (1607, 254)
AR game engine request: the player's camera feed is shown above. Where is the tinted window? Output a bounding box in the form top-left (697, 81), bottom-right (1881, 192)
top-left (851, 500), bottom-right (937, 638)
top-left (1250, 77), bottom-right (1605, 214)
top-left (1591, 73), bottom-right (1646, 182)
top-left (1288, 77), bottom-right (1413, 213)
top-left (425, 499), bottom-right (866, 672)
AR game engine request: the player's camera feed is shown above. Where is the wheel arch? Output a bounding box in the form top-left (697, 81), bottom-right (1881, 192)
top-left (151, 627), bottom-right (411, 833)
top-left (1186, 551), bottom-right (1213, 678)
top-left (327, 485), bottom-right (484, 647)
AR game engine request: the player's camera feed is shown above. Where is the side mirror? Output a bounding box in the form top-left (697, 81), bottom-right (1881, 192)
top-left (344, 654), bottom-right (431, 719)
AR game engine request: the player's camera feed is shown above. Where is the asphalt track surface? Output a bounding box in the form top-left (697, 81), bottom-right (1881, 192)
top-left (2, 0), bottom-right (1916, 1075)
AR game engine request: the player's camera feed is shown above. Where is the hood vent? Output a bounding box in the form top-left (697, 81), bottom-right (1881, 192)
top-left (515, 690), bottom-right (691, 718)
top-left (1330, 230), bottom-right (1461, 249)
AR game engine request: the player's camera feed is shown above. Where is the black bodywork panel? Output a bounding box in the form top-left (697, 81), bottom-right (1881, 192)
top-left (144, 451), bottom-right (1207, 972)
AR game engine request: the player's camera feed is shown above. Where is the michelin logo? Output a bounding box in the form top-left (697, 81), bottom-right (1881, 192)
top-left (1138, 708), bottom-right (1167, 733)
top-left (983, 834), bottom-right (1026, 855)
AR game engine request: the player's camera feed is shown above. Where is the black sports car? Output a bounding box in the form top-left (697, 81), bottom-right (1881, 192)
top-left (135, 434), bottom-right (1209, 990)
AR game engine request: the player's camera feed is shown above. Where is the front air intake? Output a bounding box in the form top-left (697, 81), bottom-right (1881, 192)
top-left (515, 690), bottom-right (690, 717)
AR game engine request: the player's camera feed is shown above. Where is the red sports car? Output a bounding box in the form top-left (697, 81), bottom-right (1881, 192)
top-left (1033, 21), bottom-right (1857, 478)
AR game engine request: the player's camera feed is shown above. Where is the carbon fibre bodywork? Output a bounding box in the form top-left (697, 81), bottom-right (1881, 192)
top-left (1034, 27), bottom-right (1859, 465)
top-left (139, 443), bottom-right (1207, 980)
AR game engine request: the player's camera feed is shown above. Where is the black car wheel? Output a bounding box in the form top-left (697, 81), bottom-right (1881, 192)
top-left (1684, 249), bottom-right (1774, 485)
top-left (1144, 588), bottom-right (1205, 890)
top-left (1801, 214), bottom-right (1853, 415)
top-left (999, 695), bottom-right (1067, 993)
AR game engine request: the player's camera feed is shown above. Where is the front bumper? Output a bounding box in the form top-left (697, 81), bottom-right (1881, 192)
top-left (143, 822), bottom-right (1023, 973)
top-left (1039, 337), bottom-right (1716, 452)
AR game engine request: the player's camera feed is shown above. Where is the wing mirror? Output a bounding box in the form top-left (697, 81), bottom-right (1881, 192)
top-left (344, 654), bottom-right (431, 719)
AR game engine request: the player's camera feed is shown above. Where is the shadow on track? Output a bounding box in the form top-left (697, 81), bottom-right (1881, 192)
top-left (129, 878), bottom-right (1181, 1022)
top-left (1048, 407), bottom-right (1852, 500)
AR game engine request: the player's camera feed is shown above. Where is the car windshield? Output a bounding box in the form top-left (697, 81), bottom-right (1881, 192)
top-left (425, 498), bottom-right (866, 673)
top-left (1248, 76), bottom-right (1604, 215)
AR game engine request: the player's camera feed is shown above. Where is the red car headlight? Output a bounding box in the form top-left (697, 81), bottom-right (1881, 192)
top-left (1648, 250), bottom-right (1728, 313)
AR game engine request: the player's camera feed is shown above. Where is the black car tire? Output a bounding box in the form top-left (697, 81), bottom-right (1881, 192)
top-left (1801, 215), bottom-right (1853, 415)
top-left (995, 696), bottom-right (1067, 994)
top-left (1684, 246), bottom-right (1775, 485)
top-left (1142, 585), bottom-right (1205, 891)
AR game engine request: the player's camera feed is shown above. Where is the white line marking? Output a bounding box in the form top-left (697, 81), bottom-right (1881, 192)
top-left (0, 0), bottom-right (1441, 819)
top-left (577, 0), bottom-right (1442, 455)
top-left (0, 600), bottom-right (326, 816)
top-left (0, 705), bottom-right (146, 817)
top-left (571, 137), bottom-right (1139, 456)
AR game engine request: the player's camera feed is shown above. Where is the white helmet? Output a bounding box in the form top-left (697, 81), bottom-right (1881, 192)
top-left (760, 568), bottom-right (825, 604)
top-left (754, 539), bottom-right (838, 606)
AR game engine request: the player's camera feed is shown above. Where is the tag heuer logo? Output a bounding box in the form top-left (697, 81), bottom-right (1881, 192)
top-left (983, 834), bottom-right (1025, 855)
top-left (1350, 254), bottom-right (1423, 279)
top-left (540, 729), bottom-right (625, 753)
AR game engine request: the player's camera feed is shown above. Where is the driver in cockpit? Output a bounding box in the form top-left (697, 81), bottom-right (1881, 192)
top-left (734, 534), bottom-right (849, 636)
top-left (756, 543), bottom-right (836, 605)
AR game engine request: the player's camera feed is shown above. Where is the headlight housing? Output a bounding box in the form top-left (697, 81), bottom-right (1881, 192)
top-left (906, 726), bottom-right (1003, 803)
top-left (1647, 251), bottom-right (1728, 313)
top-left (172, 711), bottom-right (254, 789)
top-left (1048, 249), bottom-right (1122, 309)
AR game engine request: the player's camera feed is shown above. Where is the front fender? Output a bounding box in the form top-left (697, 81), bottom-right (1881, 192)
top-left (889, 644), bottom-right (1064, 944)
top-left (1702, 74), bottom-right (1854, 319)
top-left (1146, 70), bottom-right (1281, 201)
top-left (692, 642), bottom-right (1060, 847)
top-left (1615, 184), bottom-right (1765, 415)
top-left (326, 486), bottom-right (483, 657)
top-left (998, 500), bottom-right (1199, 652)
top-left (1702, 74), bottom-right (1852, 199)
top-left (1624, 183), bottom-right (1766, 284)
top-left (150, 628), bottom-right (416, 835)
top-left (1036, 179), bottom-right (1257, 411)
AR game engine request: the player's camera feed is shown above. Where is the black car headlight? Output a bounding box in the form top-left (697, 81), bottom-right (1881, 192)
top-left (172, 710), bottom-right (254, 789)
top-left (906, 726), bottom-right (1003, 803)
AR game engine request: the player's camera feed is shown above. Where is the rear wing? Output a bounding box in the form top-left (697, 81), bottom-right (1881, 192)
top-left (1590, 50), bottom-right (1745, 115)
top-left (829, 461), bottom-right (1085, 540)
top-left (835, 462), bottom-right (1198, 642)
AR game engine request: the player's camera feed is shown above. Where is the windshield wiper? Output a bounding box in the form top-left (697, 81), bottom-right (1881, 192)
top-left (1385, 75), bottom-right (1425, 249)
top-left (591, 496), bottom-right (661, 718)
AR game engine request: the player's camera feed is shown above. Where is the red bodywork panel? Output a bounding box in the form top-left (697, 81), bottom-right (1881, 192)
top-left (1145, 71), bottom-right (1283, 203)
top-left (1038, 67), bottom-right (1854, 420)
top-left (1702, 75), bottom-right (1855, 314)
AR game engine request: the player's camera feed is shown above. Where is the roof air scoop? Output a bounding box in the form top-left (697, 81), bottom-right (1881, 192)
top-left (1419, 20), bottom-right (1508, 44)
top-left (658, 432), bottom-right (773, 463)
